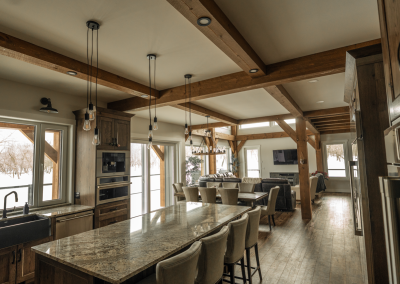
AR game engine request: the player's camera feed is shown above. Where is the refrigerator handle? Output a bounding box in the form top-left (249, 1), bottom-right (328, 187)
top-left (349, 160), bottom-right (363, 236)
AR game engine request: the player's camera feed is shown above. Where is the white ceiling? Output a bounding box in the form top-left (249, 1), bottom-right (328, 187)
top-left (194, 89), bottom-right (289, 119)
top-left (129, 106), bottom-right (220, 126)
top-left (0, 0), bottom-right (240, 90)
top-left (0, 55), bottom-right (131, 103)
top-left (215, 0), bottom-right (380, 64)
top-left (283, 73), bottom-right (348, 111)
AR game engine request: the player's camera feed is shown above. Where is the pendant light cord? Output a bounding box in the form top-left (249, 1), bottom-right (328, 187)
top-left (148, 57), bottom-right (152, 125)
top-left (189, 77), bottom-right (192, 129)
top-left (86, 27), bottom-right (89, 112)
top-left (89, 29), bottom-right (94, 105)
top-left (154, 56), bottom-right (157, 118)
top-left (185, 78), bottom-right (187, 126)
top-left (96, 29), bottom-right (99, 127)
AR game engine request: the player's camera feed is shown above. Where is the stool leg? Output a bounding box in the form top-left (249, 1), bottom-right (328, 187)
top-left (255, 243), bottom-right (262, 280)
top-left (272, 215), bottom-right (276, 226)
top-left (240, 258), bottom-right (247, 284)
top-left (268, 215), bottom-right (271, 231)
top-left (246, 248), bottom-right (252, 284)
top-left (230, 264), bottom-right (235, 284)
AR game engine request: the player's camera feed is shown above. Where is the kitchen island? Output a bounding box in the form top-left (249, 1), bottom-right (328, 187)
top-left (32, 202), bottom-right (250, 284)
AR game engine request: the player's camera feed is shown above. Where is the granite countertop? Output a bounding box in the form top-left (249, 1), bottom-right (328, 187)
top-left (3, 204), bottom-right (94, 221)
top-left (32, 202), bottom-right (250, 284)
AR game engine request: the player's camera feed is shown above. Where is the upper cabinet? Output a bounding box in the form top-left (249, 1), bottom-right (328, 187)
top-left (377, 0), bottom-right (400, 123)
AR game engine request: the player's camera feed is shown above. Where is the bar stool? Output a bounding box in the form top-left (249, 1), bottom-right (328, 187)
top-left (173, 183), bottom-right (185, 202)
top-left (219, 188), bottom-right (239, 205)
top-left (223, 213), bottom-right (249, 283)
top-left (199, 187), bottom-right (217, 203)
top-left (261, 186), bottom-right (280, 231)
top-left (138, 241), bottom-right (202, 284)
top-left (238, 183), bottom-right (255, 193)
top-left (244, 206), bottom-right (262, 284)
top-left (183, 186), bottom-right (199, 202)
top-left (195, 226), bottom-right (229, 284)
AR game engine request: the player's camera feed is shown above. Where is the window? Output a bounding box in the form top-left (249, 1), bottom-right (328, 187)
top-left (325, 143), bottom-right (347, 177)
top-left (185, 146), bottom-right (206, 185)
top-left (0, 119), bottom-right (67, 210)
top-left (216, 151), bottom-right (229, 173)
top-left (272, 119), bottom-right (296, 126)
top-left (244, 147), bottom-right (261, 177)
top-left (240, 122), bottom-right (270, 129)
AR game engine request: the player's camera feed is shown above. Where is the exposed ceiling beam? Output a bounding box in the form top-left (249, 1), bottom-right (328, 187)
top-left (238, 114), bottom-right (294, 125)
top-left (320, 129), bottom-right (351, 135)
top-left (311, 115), bottom-right (349, 123)
top-left (275, 119), bottom-right (297, 142)
top-left (191, 129), bottom-right (235, 141)
top-left (315, 122), bottom-right (351, 128)
top-left (166, 0), bottom-right (266, 77)
top-left (190, 122), bottom-right (231, 130)
top-left (317, 126), bottom-right (351, 131)
top-left (304, 106), bottom-right (350, 118)
top-left (305, 119), bottom-right (319, 135)
top-left (235, 130), bottom-right (313, 141)
top-left (172, 103), bottom-right (238, 125)
top-left (107, 39), bottom-right (380, 111)
top-left (0, 32), bottom-right (158, 98)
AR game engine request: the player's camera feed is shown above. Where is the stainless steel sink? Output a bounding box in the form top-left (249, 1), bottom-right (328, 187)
top-left (0, 214), bottom-right (51, 249)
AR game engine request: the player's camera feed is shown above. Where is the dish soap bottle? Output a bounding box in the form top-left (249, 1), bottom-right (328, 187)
top-left (23, 202), bottom-right (29, 214)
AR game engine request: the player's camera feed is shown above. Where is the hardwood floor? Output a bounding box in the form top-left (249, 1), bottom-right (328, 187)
top-left (230, 193), bottom-right (364, 284)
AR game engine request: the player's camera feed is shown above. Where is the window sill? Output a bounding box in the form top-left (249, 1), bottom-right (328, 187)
top-left (1, 202), bottom-right (71, 217)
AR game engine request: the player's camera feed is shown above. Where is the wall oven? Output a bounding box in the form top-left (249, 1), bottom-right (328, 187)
top-left (96, 150), bottom-right (130, 177)
top-left (96, 175), bottom-right (131, 205)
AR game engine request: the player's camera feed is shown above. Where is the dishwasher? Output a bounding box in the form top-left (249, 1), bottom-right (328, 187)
top-left (55, 210), bottom-right (94, 240)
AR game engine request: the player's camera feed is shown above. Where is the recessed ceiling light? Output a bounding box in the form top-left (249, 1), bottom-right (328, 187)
top-left (249, 69), bottom-right (259, 73)
top-left (66, 71), bottom-right (77, 76)
top-left (141, 94), bottom-right (149, 98)
top-left (197, 17), bottom-right (211, 26)
top-left (309, 79), bottom-right (318, 83)
top-left (316, 101), bottom-right (324, 103)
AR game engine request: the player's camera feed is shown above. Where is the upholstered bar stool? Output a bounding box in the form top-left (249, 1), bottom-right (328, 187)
top-left (199, 187), bottom-right (217, 204)
top-left (243, 206), bottom-right (262, 284)
top-left (207, 182), bottom-right (222, 188)
top-left (183, 186), bottom-right (199, 202)
top-left (223, 213), bottom-right (248, 284)
top-left (173, 183), bottom-right (185, 202)
top-left (261, 186), bottom-right (280, 230)
top-left (222, 182), bottom-right (238, 188)
top-left (195, 226), bottom-right (229, 284)
top-left (238, 183), bottom-right (255, 193)
top-left (138, 241), bottom-right (202, 284)
top-left (219, 188), bottom-right (239, 205)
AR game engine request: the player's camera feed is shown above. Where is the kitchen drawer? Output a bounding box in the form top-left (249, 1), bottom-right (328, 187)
top-left (98, 214), bottom-right (127, 228)
top-left (99, 202), bottom-right (128, 215)
top-left (94, 199), bottom-right (130, 229)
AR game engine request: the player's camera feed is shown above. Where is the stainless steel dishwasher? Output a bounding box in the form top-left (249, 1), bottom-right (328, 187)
top-left (55, 210), bottom-right (94, 240)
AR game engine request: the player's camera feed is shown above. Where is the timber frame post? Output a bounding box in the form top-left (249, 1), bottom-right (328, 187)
top-left (315, 134), bottom-right (323, 172)
top-left (296, 117), bottom-right (312, 219)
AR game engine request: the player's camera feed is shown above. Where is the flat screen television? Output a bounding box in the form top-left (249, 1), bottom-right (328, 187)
top-left (273, 149), bottom-right (298, 165)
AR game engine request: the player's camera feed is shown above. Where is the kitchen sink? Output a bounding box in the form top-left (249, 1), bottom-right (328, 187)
top-left (0, 214), bottom-right (51, 249)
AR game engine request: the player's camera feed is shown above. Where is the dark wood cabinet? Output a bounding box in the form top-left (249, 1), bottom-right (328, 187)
top-left (97, 116), bottom-right (114, 150)
top-left (114, 119), bottom-right (130, 150)
top-left (0, 246), bottom-right (16, 284)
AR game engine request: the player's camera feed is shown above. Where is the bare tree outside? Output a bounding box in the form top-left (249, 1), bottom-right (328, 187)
top-left (326, 144), bottom-right (345, 161)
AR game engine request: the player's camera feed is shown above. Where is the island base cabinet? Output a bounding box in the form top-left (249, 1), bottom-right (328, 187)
top-left (0, 246), bottom-right (17, 284)
top-left (35, 255), bottom-right (94, 284)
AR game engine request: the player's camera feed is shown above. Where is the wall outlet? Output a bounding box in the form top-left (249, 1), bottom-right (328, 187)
top-left (75, 192), bottom-right (80, 199)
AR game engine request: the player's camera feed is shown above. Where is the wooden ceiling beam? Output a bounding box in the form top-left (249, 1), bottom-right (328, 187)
top-left (190, 122), bottom-right (231, 130)
top-left (172, 103), bottom-right (238, 125)
top-left (311, 115), bottom-right (349, 123)
top-left (238, 114), bottom-right (294, 125)
top-left (304, 106), bottom-right (350, 118)
top-left (108, 39), bottom-right (380, 111)
top-left (315, 122), bottom-right (351, 128)
top-left (235, 130), bottom-right (313, 141)
top-left (166, 0), bottom-right (266, 77)
top-left (0, 32), bottom-right (158, 98)
top-left (320, 129), bottom-right (351, 135)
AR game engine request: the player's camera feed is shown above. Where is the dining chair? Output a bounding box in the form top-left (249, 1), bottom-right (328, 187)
top-left (199, 187), bottom-right (217, 204)
top-left (138, 241), bottom-right (202, 284)
top-left (218, 188), bottom-right (239, 205)
top-left (207, 182), bottom-right (222, 188)
top-left (183, 186), bottom-right (199, 202)
top-left (261, 186), bottom-right (280, 230)
top-left (223, 213), bottom-right (249, 284)
top-left (195, 226), bottom-right (229, 284)
top-left (222, 182), bottom-right (238, 188)
top-left (238, 183), bottom-right (255, 193)
top-left (173, 183), bottom-right (185, 202)
top-left (244, 206), bottom-right (262, 284)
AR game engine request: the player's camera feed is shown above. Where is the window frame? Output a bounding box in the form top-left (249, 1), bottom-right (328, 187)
top-left (0, 117), bottom-right (69, 211)
top-left (240, 122), bottom-right (270, 129)
top-left (242, 145), bottom-right (262, 178)
top-left (322, 140), bottom-right (349, 180)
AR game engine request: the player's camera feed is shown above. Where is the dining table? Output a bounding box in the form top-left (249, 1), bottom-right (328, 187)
top-left (32, 202), bottom-right (251, 284)
top-left (174, 189), bottom-right (269, 207)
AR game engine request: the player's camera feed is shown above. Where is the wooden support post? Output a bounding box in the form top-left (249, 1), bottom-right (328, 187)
top-left (296, 118), bottom-right (312, 219)
top-left (160, 146), bottom-right (165, 207)
top-left (209, 129), bottom-right (217, 174)
top-left (315, 134), bottom-right (323, 172)
top-left (52, 132), bottom-right (60, 200)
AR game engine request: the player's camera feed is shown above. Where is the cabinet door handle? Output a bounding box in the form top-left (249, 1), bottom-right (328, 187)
top-left (11, 251), bottom-right (15, 264)
top-left (17, 249), bottom-right (22, 262)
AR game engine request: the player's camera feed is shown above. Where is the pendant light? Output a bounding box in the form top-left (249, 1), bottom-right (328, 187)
top-left (147, 54), bottom-right (156, 149)
top-left (83, 22), bottom-right (96, 131)
top-left (184, 75), bottom-right (190, 135)
top-left (88, 21), bottom-right (100, 145)
top-left (184, 74), bottom-right (193, 144)
top-left (153, 55), bottom-right (158, 131)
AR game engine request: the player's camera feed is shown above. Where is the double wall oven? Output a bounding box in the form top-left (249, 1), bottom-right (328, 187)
top-left (96, 150), bottom-right (130, 205)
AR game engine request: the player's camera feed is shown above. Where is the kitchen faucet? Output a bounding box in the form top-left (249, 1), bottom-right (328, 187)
top-left (3, 191), bottom-right (18, 219)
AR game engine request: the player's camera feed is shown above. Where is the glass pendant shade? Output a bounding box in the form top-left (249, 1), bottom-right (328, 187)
top-left (153, 117), bottom-right (158, 130)
top-left (148, 125), bottom-right (153, 138)
top-left (184, 124), bottom-right (189, 135)
top-left (92, 127), bottom-right (100, 145)
top-left (188, 131), bottom-right (192, 141)
top-left (147, 137), bottom-right (153, 149)
top-left (83, 113), bottom-right (91, 131)
top-left (88, 103), bottom-right (96, 121)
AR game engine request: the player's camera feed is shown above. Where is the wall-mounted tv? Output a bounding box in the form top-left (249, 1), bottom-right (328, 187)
top-left (273, 149), bottom-right (298, 165)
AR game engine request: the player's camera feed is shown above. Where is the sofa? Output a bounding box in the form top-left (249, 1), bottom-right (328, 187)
top-left (198, 173), bottom-right (241, 187)
top-left (291, 176), bottom-right (318, 203)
